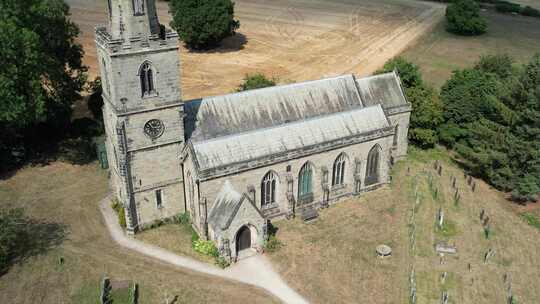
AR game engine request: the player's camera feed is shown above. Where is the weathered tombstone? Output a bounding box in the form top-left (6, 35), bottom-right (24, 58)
top-left (101, 277), bottom-right (112, 304)
top-left (438, 208), bottom-right (444, 228)
top-left (484, 248), bottom-right (495, 264)
top-left (484, 224), bottom-right (491, 239)
top-left (483, 216), bottom-right (490, 227)
top-left (441, 291), bottom-right (449, 304)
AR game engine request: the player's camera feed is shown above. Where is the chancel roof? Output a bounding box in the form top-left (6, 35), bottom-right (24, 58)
top-left (355, 72), bottom-right (408, 109)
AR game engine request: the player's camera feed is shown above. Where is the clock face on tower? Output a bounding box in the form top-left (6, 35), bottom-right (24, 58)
top-left (144, 119), bottom-right (165, 139)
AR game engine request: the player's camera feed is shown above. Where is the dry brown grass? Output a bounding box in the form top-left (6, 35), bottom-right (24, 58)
top-left (267, 147), bottom-right (540, 304)
top-left (402, 10), bottom-right (540, 89)
top-left (0, 162), bottom-right (278, 304)
top-left (66, 0), bottom-right (444, 99)
top-left (267, 175), bottom-right (411, 303)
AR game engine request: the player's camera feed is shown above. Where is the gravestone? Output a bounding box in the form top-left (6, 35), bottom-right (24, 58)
top-left (484, 248), bottom-right (495, 264)
top-left (436, 243), bottom-right (457, 254)
top-left (438, 208), bottom-right (444, 228)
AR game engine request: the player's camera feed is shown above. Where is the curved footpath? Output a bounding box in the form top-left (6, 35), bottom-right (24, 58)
top-left (99, 196), bottom-right (309, 304)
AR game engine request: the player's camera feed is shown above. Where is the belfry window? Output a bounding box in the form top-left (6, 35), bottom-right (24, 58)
top-left (261, 171), bottom-right (277, 206)
top-left (332, 153), bottom-right (347, 186)
top-left (140, 62), bottom-right (155, 97)
top-left (365, 145), bottom-right (381, 186)
top-left (133, 0), bottom-right (145, 16)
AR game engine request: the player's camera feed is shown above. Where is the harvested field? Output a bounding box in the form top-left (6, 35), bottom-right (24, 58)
top-left (402, 10), bottom-right (540, 88)
top-left (66, 0), bottom-right (444, 99)
top-left (0, 162), bottom-right (277, 304)
top-left (267, 147), bottom-right (540, 304)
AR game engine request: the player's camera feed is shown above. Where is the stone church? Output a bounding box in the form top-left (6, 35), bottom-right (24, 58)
top-left (96, 0), bottom-right (411, 261)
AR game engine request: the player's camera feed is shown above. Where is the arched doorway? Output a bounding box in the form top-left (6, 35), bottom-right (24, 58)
top-left (236, 225), bottom-right (251, 253)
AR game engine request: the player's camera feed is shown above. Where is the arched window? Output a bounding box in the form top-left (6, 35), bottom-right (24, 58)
top-left (365, 145), bottom-right (381, 186)
top-left (261, 171), bottom-right (277, 206)
top-left (332, 153), bottom-right (347, 186)
top-left (133, 0), bottom-right (145, 16)
top-left (298, 162), bottom-right (313, 200)
top-left (140, 62), bottom-right (155, 97)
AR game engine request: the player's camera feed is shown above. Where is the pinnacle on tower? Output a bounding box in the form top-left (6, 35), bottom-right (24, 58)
top-left (107, 0), bottom-right (161, 41)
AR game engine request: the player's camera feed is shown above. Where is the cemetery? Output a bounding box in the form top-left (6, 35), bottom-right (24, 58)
top-left (265, 148), bottom-right (540, 304)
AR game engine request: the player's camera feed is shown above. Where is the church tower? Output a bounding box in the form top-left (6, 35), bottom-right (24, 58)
top-left (96, 0), bottom-right (185, 233)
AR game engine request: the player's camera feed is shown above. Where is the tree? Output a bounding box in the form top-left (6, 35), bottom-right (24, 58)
top-left (475, 54), bottom-right (514, 80)
top-left (237, 73), bottom-right (276, 91)
top-left (439, 53), bottom-right (540, 202)
top-left (169, 0), bottom-right (240, 49)
top-left (376, 57), bottom-right (423, 88)
top-left (377, 57), bottom-right (443, 148)
top-left (446, 0), bottom-right (487, 36)
top-left (0, 0), bottom-right (86, 169)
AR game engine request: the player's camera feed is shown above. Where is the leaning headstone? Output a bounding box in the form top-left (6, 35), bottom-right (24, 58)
top-left (441, 291), bottom-right (449, 304)
top-left (484, 248), bottom-right (495, 264)
top-left (483, 216), bottom-right (490, 227)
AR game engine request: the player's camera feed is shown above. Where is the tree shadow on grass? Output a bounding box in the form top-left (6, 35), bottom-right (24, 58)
top-left (186, 33), bottom-right (247, 54)
top-left (1, 217), bottom-right (68, 277)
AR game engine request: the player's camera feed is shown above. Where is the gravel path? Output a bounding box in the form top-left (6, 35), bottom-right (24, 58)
top-left (99, 196), bottom-right (309, 304)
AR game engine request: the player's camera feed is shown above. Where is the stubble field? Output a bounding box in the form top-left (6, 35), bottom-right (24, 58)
top-left (66, 0), bottom-right (444, 99)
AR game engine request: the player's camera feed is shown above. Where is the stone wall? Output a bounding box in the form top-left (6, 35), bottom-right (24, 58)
top-left (196, 134), bottom-right (394, 227)
top-left (388, 111), bottom-right (411, 160)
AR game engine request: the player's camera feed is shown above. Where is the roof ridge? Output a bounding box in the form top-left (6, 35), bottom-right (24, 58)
top-left (192, 104), bottom-right (385, 146)
top-left (198, 74), bottom-right (356, 102)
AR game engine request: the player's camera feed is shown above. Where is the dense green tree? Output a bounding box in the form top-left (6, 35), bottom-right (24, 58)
top-left (475, 54), bottom-right (514, 80)
top-left (376, 57), bottom-right (423, 88)
top-left (377, 57), bottom-right (443, 148)
top-left (169, 0), bottom-right (240, 49)
top-left (439, 53), bottom-right (540, 202)
top-left (0, 0), bottom-right (86, 170)
top-left (446, 0), bottom-right (487, 36)
top-left (237, 73), bottom-right (276, 91)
